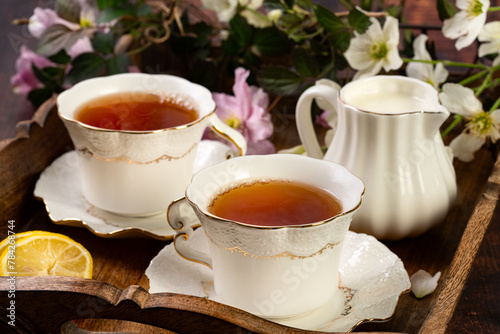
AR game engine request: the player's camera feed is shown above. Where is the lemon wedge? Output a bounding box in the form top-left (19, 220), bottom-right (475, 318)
top-left (0, 231), bottom-right (93, 278)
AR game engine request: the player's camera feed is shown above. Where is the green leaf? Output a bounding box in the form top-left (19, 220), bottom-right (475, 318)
top-left (106, 53), bottom-right (130, 74)
top-left (437, 0), bottom-right (458, 20)
top-left (97, 0), bottom-right (128, 11)
top-left (137, 4), bottom-right (153, 17)
top-left (309, 38), bottom-right (325, 54)
top-left (32, 65), bottom-right (64, 86)
top-left (329, 31), bottom-right (351, 53)
top-left (315, 5), bottom-right (347, 35)
top-left (97, 0), bottom-right (114, 10)
top-left (191, 22), bottom-right (213, 48)
top-left (229, 15), bottom-right (254, 48)
top-left (193, 47), bottom-right (211, 64)
top-left (36, 24), bottom-right (85, 56)
top-left (28, 87), bottom-right (56, 109)
top-left (48, 49), bottom-right (71, 65)
top-left (257, 66), bottom-right (303, 95)
top-left (386, 5), bottom-right (403, 18)
top-left (243, 50), bottom-right (261, 67)
top-left (253, 28), bottom-right (291, 56)
top-left (31, 66), bottom-right (49, 86)
top-left (66, 53), bottom-right (106, 85)
top-left (221, 35), bottom-right (241, 56)
top-left (91, 31), bottom-right (115, 55)
top-left (263, 0), bottom-right (288, 10)
top-left (317, 53), bottom-right (336, 74)
top-left (334, 53), bottom-right (349, 71)
top-left (292, 48), bottom-right (319, 78)
top-left (348, 8), bottom-right (371, 34)
top-left (360, 0), bottom-right (373, 11)
top-left (98, 5), bottom-right (134, 23)
top-left (280, 12), bottom-right (303, 27)
top-left (190, 60), bottom-right (218, 92)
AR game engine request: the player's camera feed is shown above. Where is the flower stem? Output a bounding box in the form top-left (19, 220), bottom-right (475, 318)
top-left (489, 97), bottom-right (500, 113)
top-left (491, 63), bottom-right (500, 73)
top-left (459, 70), bottom-right (488, 86)
top-left (488, 6), bottom-right (500, 12)
top-left (441, 115), bottom-right (463, 138)
top-left (475, 74), bottom-right (491, 96)
top-left (402, 58), bottom-right (488, 70)
top-left (492, 77), bottom-right (500, 88)
top-left (127, 41), bottom-right (153, 56)
top-left (290, 27), bottom-right (324, 42)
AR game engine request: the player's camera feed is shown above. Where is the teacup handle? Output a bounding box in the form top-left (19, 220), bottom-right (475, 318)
top-left (167, 197), bottom-right (212, 269)
top-left (295, 83), bottom-right (340, 159)
top-left (208, 114), bottom-right (247, 157)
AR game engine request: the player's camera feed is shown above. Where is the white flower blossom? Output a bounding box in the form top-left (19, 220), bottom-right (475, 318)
top-left (344, 16), bottom-right (403, 80)
top-left (478, 21), bottom-right (500, 66)
top-left (449, 133), bottom-right (485, 162)
top-left (442, 0), bottom-right (490, 51)
top-left (278, 145), bottom-right (307, 155)
top-left (411, 270), bottom-right (441, 298)
top-left (201, 0), bottom-right (239, 22)
top-left (202, 0), bottom-right (264, 23)
top-left (439, 83), bottom-right (500, 162)
top-left (406, 34), bottom-right (449, 89)
top-left (241, 9), bottom-right (272, 28)
top-left (240, 0), bottom-right (264, 7)
top-left (267, 9), bottom-right (282, 24)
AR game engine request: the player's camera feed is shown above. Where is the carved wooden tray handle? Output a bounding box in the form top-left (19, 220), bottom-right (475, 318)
top-left (0, 276), bottom-right (377, 334)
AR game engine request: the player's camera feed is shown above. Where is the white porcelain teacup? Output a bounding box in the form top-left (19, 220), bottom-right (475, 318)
top-left (167, 154), bottom-right (364, 318)
top-left (57, 73), bottom-right (247, 217)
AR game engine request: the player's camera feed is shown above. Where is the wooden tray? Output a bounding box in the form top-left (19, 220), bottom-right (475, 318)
top-left (0, 96), bottom-right (498, 333)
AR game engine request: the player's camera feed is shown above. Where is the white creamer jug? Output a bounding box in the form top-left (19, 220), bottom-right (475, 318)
top-left (296, 75), bottom-right (457, 240)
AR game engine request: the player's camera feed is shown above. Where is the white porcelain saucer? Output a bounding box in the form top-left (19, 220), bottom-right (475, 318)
top-left (33, 140), bottom-right (231, 239)
top-left (146, 227), bottom-right (411, 332)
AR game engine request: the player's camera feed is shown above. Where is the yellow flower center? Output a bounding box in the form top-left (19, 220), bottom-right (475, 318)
top-left (226, 116), bottom-right (242, 129)
top-left (469, 111), bottom-right (492, 137)
top-left (80, 18), bottom-right (92, 28)
top-left (370, 43), bottom-right (388, 60)
top-left (469, 0), bottom-right (483, 17)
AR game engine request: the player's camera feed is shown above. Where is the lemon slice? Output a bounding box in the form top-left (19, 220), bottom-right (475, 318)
top-left (0, 231), bottom-right (93, 278)
top-left (0, 230), bottom-right (52, 259)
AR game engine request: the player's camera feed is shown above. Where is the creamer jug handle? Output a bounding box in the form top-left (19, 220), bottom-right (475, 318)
top-left (295, 83), bottom-right (340, 159)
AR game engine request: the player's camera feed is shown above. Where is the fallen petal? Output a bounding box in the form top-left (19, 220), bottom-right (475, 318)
top-left (411, 269), bottom-right (441, 298)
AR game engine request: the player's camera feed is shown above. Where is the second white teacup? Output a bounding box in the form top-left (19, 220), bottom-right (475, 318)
top-left (167, 154), bottom-right (364, 318)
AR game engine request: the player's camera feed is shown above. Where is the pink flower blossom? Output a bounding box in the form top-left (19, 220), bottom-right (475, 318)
top-left (10, 45), bottom-right (55, 95)
top-left (316, 110), bottom-right (331, 129)
top-left (28, 5), bottom-right (107, 57)
top-left (28, 8), bottom-right (80, 38)
top-left (67, 37), bottom-right (94, 58)
top-left (127, 65), bottom-right (141, 73)
top-left (211, 67), bottom-right (275, 155)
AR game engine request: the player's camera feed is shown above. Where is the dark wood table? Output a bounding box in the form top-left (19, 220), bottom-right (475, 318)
top-left (0, 1), bottom-right (499, 333)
